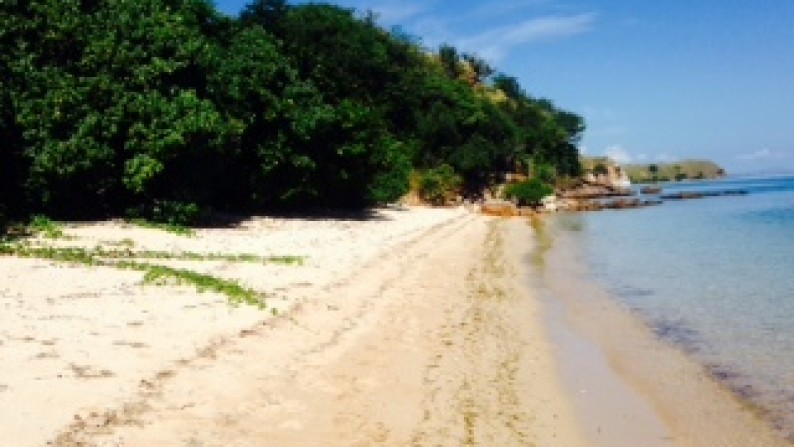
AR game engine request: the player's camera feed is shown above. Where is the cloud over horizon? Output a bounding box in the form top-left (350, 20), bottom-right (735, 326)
top-left (602, 145), bottom-right (678, 165)
top-left (604, 145), bottom-right (632, 164)
top-left (736, 148), bottom-right (790, 161)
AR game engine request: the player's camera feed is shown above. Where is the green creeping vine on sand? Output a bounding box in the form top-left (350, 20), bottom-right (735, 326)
top-left (126, 219), bottom-right (196, 237)
top-left (119, 261), bottom-right (266, 308)
top-left (28, 215), bottom-right (67, 239)
top-left (83, 247), bottom-right (302, 265)
top-left (0, 243), bottom-right (304, 308)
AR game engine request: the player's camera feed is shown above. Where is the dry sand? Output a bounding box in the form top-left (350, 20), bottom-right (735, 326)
top-left (1, 208), bottom-right (588, 447)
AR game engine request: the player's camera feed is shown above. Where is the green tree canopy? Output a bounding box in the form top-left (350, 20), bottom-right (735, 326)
top-left (0, 0), bottom-right (586, 223)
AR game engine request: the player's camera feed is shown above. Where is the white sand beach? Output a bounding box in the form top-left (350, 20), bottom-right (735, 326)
top-left (0, 207), bottom-right (787, 446)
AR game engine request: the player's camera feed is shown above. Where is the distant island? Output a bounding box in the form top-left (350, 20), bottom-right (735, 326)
top-left (581, 157), bottom-right (726, 184)
top-left (622, 160), bottom-right (726, 183)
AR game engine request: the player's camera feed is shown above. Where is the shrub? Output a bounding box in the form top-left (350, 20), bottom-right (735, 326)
top-left (0, 203), bottom-right (6, 229)
top-left (593, 163), bottom-right (609, 176)
top-left (151, 200), bottom-right (206, 226)
top-left (29, 215), bottom-right (65, 239)
top-left (415, 165), bottom-right (462, 205)
top-left (503, 179), bottom-right (553, 206)
top-left (127, 200), bottom-right (208, 227)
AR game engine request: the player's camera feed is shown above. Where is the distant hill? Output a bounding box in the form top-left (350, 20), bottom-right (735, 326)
top-left (622, 160), bottom-right (726, 183)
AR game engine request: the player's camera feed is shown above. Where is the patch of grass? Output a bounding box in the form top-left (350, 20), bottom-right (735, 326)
top-left (92, 248), bottom-right (303, 265)
top-left (2, 241), bottom-right (305, 266)
top-left (2, 243), bottom-right (98, 265)
top-left (96, 249), bottom-right (257, 262)
top-left (28, 215), bottom-right (66, 239)
top-left (103, 238), bottom-right (136, 248)
top-left (127, 218), bottom-right (195, 237)
top-left (264, 255), bottom-right (305, 266)
top-left (120, 262), bottom-right (265, 307)
top-left (0, 243), bottom-right (267, 307)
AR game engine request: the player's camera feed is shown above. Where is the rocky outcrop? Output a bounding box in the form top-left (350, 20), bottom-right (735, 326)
top-left (479, 200), bottom-right (539, 217)
top-left (640, 186), bottom-right (663, 194)
top-left (558, 183), bottom-right (633, 199)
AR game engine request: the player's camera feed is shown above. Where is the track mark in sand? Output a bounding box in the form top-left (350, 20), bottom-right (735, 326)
top-left (411, 220), bottom-right (535, 446)
top-left (69, 364), bottom-right (115, 379)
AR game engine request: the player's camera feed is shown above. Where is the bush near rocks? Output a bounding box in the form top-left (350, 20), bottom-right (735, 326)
top-left (415, 165), bottom-right (462, 206)
top-left (503, 179), bottom-right (553, 207)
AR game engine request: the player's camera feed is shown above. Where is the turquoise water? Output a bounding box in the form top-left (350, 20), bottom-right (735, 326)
top-left (551, 176), bottom-right (794, 438)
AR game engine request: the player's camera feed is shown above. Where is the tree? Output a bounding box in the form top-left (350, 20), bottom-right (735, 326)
top-left (271, 3), bottom-right (415, 206)
top-left (438, 44), bottom-right (463, 79)
top-left (492, 74), bottom-right (523, 101)
top-left (462, 53), bottom-right (494, 85)
top-left (648, 164), bottom-right (659, 181)
top-left (239, 0), bottom-right (289, 36)
top-left (593, 163), bottom-right (609, 176)
top-left (0, 0), bottom-right (587, 221)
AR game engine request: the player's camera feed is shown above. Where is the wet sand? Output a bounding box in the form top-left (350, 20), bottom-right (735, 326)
top-left (535, 217), bottom-right (791, 447)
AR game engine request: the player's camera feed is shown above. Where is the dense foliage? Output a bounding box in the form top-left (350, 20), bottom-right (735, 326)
top-left (0, 0), bottom-right (584, 225)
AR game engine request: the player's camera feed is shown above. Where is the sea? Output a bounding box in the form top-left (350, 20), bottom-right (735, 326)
top-left (544, 175), bottom-right (794, 440)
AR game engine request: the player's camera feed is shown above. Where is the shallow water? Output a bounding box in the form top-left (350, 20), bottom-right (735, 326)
top-left (549, 176), bottom-right (794, 439)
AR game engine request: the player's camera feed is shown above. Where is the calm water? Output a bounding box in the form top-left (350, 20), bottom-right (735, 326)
top-left (551, 176), bottom-right (794, 437)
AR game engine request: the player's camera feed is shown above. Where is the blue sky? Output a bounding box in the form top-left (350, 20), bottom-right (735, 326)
top-left (215, 0), bottom-right (794, 174)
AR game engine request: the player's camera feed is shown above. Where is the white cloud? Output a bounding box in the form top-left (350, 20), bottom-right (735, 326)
top-left (736, 148), bottom-right (789, 161)
top-left (456, 13), bottom-right (596, 62)
top-left (604, 145), bottom-right (632, 164)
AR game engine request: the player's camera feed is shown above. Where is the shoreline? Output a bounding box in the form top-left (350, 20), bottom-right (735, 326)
top-left (1, 208), bottom-right (787, 446)
top-left (534, 215), bottom-right (791, 446)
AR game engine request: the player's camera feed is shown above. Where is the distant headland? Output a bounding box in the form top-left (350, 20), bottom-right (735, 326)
top-left (622, 159), bottom-right (726, 183)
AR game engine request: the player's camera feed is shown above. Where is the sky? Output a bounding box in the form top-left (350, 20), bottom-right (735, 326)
top-left (215, 0), bottom-right (794, 175)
